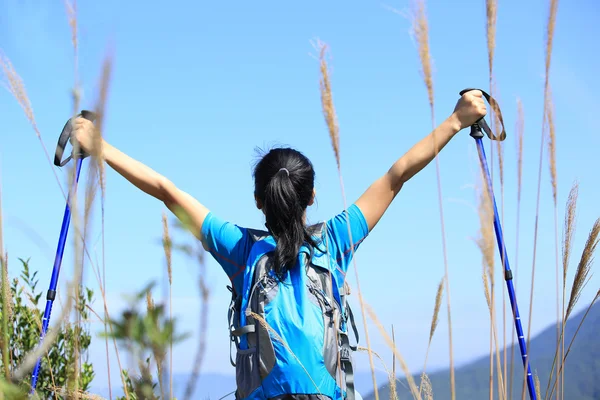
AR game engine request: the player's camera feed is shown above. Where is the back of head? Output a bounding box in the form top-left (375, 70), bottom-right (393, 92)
top-left (253, 147), bottom-right (317, 278)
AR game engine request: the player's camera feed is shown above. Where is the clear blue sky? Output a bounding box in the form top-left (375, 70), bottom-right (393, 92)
top-left (1, 0), bottom-right (599, 395)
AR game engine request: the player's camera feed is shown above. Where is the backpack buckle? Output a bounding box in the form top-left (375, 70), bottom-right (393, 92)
top-left (340, 346), bottom-right (352, 362)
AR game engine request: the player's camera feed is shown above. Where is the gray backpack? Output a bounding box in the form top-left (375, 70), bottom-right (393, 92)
top-left (226, 225), bottom-right (360, 400)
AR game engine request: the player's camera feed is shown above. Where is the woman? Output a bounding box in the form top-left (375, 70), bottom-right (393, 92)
top-left (73, 90), bottom-right (486, 400)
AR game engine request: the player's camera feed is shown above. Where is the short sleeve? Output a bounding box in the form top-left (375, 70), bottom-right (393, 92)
top-left (201, 212), bottom-right (254, 294)
top-left (324, 204), bottom-right (369, 277)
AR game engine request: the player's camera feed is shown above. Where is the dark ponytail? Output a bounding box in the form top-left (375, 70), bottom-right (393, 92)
top-left (254, 147), bottom-right (319, 278)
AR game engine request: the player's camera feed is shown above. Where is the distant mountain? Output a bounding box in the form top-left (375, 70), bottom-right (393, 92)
top-left (365, 302), bottom-right (600, 400)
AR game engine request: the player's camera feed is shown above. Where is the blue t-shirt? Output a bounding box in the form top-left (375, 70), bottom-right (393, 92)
top-left (201, 204), bottom-right (369, 295)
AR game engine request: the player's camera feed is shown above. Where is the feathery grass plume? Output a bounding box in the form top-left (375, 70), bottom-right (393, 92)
top-left (565, 218), bottom-right (600, 319)
top-left (89, 50), bottom-right (113, 198)
top-left (410, 0), bottom-right (434, 123)
top-left (390, 327), bottom-right (398, 400)
top-left (364, 303), bottom-right (422, 400)
top-left (535, 372), bottom-right (542, 399)
top-left (429, 279), bottom-right (444, 344)
top-left (356, 346), bottom-right (399, 400)
top-left (317, 41), bottom-right (379, 400)
top-left (161, 212), bottom-right (173, 399)
top-left (0, 51), bottom-right (69, 203)
top-left (408, 1), bottom-right (455, 397)
top-left (318, 43), bottom-right (340, 171)
top-left (545, 87), bottom-right (561, 400)
top-left (486, 0), bottom-right (497, 79)
top-left (548, 289), bottom-right (600, 400)
top-left (419, 279), bottom-right (443, 398)
top-left (555, 180), bottom-right (578, 399)
top-left (420, 373), bottom-right (433, 400)
top-left (562, 182), bottom-right (579, 288)
top-left (547, 214), bottom-right (600, 400)
top-left (546, 90), bottom-right (557, 205)
top-left (509, 97), bottom-right (525, 396)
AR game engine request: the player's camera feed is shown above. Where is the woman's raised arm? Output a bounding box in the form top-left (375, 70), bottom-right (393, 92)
top-left (73, 118), bottom-right (210, 242)
top-left (354, 90), bottom-right (487, 232)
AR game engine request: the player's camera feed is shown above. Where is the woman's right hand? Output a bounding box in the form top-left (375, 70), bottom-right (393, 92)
top-left (71, 117), bottom-right (98, 154)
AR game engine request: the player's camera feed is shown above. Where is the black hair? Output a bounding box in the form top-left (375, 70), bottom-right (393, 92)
top-left (253, 147), bottom-right (319, 278)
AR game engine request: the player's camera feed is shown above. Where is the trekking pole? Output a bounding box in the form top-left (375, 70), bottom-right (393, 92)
top-left (459, 89), bottom-right (537, 400)
top-left (29, 110), bottom-right (96, 393)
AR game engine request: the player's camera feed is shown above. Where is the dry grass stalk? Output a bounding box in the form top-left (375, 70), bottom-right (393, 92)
top-left (566, 218), bottom-right (600, 319)
top-left (486, 0), bottom-right (497, 79)
top-left (419, 279), bottom-right (443, 398)
top-left (546, 90), bottom-right (557, 205)
top-left (161, 213), bottom-right (173, 399)
top-left (524, 2), bottom-right (558, 397)
top-left (420, 373), bottom-right (434, 400)
top-left (146, 290), bottom-right (166, 400)
top-left (546, 217), bottom-right (599, 400)
top-left (543, 87), bottom-right (561, 400)
top-left (408, 1), bottom-right (455, 397)
top-left (318, 44), bottom-right (340, 171)
top-left (548, 289), bottom-right (600, 400)
top-left (508, 98), bottom-right (525, 396)
top-left (477, 174), bottom-right (507, 400)
top-left (429, 279), bottom-right (444, 344)
top-left (317, 40), bottom-right (379, 400)
top-left (556, 180), bottom-right (578, 399)
top-left (476, 177), bottom-right (494, 314)
top-left (410, 0), bottom-right (434, 123)
top-left (516, 100), bottom-right (524, 204)
top-left (391, 326), bottom-right (398, 400)
top-left (1, 253), bottom-right (11, 380)
top-left (562, 182), bottom-right (579, 288)
top-left (162, 214), bottom-right (173, 285)
top-left (50, 385), bottom-right (106, 400)
top-left (248, 311), bottom-right (321, 394)
top-left (356, 346), bottom-right (398, 400)
top-left (0, 51), bottom-right (69, 203)
top-left (535, 373), bottom-right (542, 399)
top-left (364, 303), bottom-right (422, 400)
top-left (64, 0), bottom-right (80, 114)
top-left (183, 246), bottom-right (210, 400)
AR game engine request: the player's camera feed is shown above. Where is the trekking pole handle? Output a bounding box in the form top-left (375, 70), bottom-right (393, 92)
top-left (459, 88), bottom-right (506, 141)
top-left (54, 110), bottom-right (97, 167)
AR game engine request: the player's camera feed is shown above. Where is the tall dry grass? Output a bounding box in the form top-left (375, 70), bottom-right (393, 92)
top-left (546, 218), bottom-right (600, 400)
top-left (408, 1), bottom-right (455, 397)
top-left (477, 171), bottom-right (506, 400)
top-left (508, 98), bottom-right (525, 396)
top-left (161, 213), bottom-right (173, 400)
top-left (523, 0), bottom-right (558, 398)
top-left (485, 1), bottom-right (501, 394)
top-left (419, 279), bottom-right (443, 398)
top-left (318, 41), bottom-right (380, 400)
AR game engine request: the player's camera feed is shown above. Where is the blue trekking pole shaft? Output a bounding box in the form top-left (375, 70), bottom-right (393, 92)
top-left (473, 136), bottom-right (537, 400)
top-left (30, 157), bottom-right (83, 391)
top-left (29, 110), bottom-right (96, 393)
